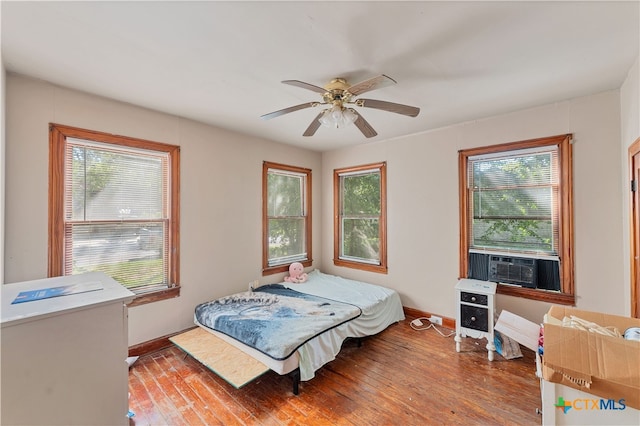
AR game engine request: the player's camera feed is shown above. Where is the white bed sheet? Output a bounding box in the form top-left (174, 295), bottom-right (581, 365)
top-left (194, 270), bottom-right (405, 381)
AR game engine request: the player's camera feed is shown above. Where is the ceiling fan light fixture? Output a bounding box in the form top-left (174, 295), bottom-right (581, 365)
top-left (319, 105), bottom-right (357, 129)
top-left (263, 75), bottom-right (419, 137)
top-left (343, 107), bottom-right (357, 124)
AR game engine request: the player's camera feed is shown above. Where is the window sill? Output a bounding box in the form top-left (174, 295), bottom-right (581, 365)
top-left (333, 258), bottom-right (388, 274)
top-left (127, 286), bottom-right (180, 307)
top-left (262, 260), bottom-right (312, 276)
top-left (496, 284), bottom-right (574, 305)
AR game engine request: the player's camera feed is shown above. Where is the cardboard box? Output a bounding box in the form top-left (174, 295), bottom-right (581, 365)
top-left (542, 306), bottom-right (640, 410)
top-left (494, 309), bottom-right (541, 352)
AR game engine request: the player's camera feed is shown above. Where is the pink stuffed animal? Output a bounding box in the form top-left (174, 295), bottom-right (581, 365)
top-left (284, 262), bottom-right (308, 283)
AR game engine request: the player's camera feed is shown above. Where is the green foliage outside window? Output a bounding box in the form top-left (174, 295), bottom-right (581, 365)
top-left (341, 172), bottom-right (381, 261)
top-left (267, 171), bottom-right (306, 261)
top-left (71, 146), bottom-right (116, 218)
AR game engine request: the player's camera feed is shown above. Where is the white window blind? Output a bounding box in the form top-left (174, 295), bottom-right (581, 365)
top-left (64, 138), bottom-right (170, 292)
top-left (468, 146), bottom-right (559, 255)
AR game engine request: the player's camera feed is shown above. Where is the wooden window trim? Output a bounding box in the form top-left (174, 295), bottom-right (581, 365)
top-left (262, 161), bottom-right (312, 275)
top-left (333, 162), bottom-right (388, 274)
top-left (48, 123), bottom-right (180, 307)
top-left (458, 134), bottom-right (574, 304)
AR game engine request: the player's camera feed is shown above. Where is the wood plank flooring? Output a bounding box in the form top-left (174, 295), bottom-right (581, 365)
top-left (128, 316), bottom-right (541, 425)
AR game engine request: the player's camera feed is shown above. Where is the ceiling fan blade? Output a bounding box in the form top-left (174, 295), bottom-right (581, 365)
top-left (282, 80), bottom-right (327, 94)
top-left (357, 98), bottom-right (420, 117)
top-left (352, 110), bottom-right (377, 138)
top-left (303, 113), bottom-right (324, 137)
top-left (260, 102), bottom-right (316, 120)
top-left (346, 74), bottom-right (397, 96)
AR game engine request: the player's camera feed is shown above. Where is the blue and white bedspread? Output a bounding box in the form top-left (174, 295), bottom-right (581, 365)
top-left (194, 284), bottom-right (362, 360)
top-left (195, 270), bottom-right (405, 381)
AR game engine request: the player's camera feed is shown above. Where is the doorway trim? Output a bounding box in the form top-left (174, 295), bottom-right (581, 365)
top-left (628, 137), bottom-right (640, 318)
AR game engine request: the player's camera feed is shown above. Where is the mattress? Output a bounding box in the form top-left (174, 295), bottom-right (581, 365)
top-left (194, 269), bottom-right (405, 381)
top-left (194, 284), bottom-right (363, 360)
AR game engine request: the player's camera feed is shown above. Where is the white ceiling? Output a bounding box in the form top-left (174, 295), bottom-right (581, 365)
top-left (2, 1), bottom-right (639, 152)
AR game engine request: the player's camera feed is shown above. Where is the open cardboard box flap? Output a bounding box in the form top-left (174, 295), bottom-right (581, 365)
top-left (542, 306), bottom-right (640, 409)
top-left (494, 310), bottom-right (540, 352)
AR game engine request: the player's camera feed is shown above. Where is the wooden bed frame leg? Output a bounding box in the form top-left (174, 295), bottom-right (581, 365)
top-left (356, 338), bottom-right (363, 348)
top-left (291, 368), bottom-right (300, 395)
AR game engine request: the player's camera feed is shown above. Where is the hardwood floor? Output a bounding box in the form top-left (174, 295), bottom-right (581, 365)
top-left (128, 317), bottom-right (542, 425)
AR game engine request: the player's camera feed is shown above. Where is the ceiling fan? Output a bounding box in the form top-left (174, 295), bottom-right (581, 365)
top-left (260, 74), bottom-right (420, 138)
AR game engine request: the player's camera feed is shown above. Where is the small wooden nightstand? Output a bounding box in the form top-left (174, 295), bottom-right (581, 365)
top-left (454, 279), bottom-right (497, 361)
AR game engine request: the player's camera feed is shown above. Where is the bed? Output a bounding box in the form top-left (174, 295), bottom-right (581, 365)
top-left (187, 269), bottom-right (405, 394)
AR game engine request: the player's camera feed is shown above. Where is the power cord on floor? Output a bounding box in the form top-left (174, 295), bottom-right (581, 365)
top-left (410, 317), bottom-right (455, 337)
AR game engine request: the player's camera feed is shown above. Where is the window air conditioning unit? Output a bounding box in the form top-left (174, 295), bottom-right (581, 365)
top-left (488, 255), bottom-right (537, 288)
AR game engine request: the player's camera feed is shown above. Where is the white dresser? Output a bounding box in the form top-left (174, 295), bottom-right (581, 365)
top-left (1, 272), bottom-right (135, 426)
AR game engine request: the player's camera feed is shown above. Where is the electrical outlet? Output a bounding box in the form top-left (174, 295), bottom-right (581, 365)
top-left (429, 315), bottom-right (443, 326)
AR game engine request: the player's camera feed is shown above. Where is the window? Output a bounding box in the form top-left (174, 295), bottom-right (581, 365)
top-left (459, 134), bottom-right (574, 304)
top-left (49, 124), bottom-right (180, 306)
top-left (262, 162), bottom-right (312, 274)
top-left (334, 162), bottom-right (387, 273)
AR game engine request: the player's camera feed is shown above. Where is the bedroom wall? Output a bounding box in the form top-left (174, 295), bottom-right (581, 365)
top-left (321, 89), bottom-right (626, 324)
top-left (3, 66), bottom-right (636, 345)
top-left (3, 73), bottom-right (323, 345)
